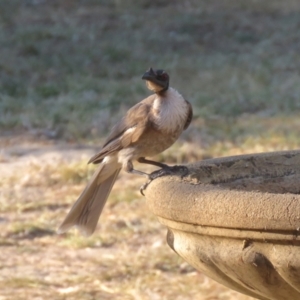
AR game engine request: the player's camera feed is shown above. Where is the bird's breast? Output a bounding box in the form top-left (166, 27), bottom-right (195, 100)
top-left (151, 89), bottom-right (189, 134)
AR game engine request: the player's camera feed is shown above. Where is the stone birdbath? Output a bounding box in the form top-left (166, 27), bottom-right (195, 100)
top-left (144, 150), bottom-right (300, 300)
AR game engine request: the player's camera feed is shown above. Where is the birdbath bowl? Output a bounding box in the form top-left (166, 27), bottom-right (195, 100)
top-left (144, 150), bottom-right (300, 300)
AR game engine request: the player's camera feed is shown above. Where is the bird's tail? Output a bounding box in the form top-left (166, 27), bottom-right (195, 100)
top-left (58, 158), bottom-right (121, 236)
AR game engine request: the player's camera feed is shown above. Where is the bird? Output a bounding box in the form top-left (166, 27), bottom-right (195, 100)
top-left (58, 67), bottom-right (193, 236)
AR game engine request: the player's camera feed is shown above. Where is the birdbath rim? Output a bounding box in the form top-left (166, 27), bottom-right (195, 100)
top-left (144, 150), bottom-right (300, 232)
top-left (144, 150), bottom-right (300, 300)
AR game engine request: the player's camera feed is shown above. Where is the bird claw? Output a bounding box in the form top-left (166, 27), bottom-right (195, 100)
top-left (140, 182), bottom-right (149, 196)
top-left (150, 165), bottom-right (189, 179)
top-left (139, 165), bottom-right (189, 196)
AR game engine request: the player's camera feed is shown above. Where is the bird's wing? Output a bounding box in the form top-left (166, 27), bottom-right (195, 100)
top-left (183, 99), bottom-right (193, 130)
top-left (88, 95), bottom-right (155, 164)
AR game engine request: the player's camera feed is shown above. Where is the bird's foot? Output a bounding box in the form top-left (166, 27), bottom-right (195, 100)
top-left (149, 165), bottom-right (188, 180)
top-left (140, 165), bottom-right (189, 196)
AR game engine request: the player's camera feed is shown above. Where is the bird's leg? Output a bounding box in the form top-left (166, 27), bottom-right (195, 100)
top-left (137, 157), bottom-right (174, 179)
top-left (124, 161), bottom-right (152, 196)
top-left (124, 159), bottom-right (189, 196)
top-left (137, 157), bottom-right (188, 180)
top-left (124, 160), bottom-right (149, 177)
top-left (137, 157), bottom-right (189, 196)
top-left (137, 157), bottom-right (170, 169)
top-left (125, 158), bottom-right (171, 177)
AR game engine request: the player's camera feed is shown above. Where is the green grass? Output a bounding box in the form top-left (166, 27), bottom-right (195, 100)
top-left (1, 0), bottom-right (300, 140)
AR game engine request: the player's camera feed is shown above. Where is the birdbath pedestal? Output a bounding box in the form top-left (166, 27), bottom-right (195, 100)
top-left (144, 150), bottom-right (300, 300)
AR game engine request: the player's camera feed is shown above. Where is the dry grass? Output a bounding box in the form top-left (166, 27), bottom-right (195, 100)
top-left (1, 114), bottom-right (300, 299)
top-left (1, 0), bottom-right (300, 299)
top-left (0, 142), bottom-right (255, 300)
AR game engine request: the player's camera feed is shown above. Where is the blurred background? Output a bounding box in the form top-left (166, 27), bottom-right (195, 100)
top-left (1, 0), bottom-right (300, 299)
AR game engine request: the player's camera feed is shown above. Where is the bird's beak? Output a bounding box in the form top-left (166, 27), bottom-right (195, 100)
top-left (142, 67), bottom-right (156, 81)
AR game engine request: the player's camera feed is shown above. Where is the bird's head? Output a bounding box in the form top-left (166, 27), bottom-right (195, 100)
top-left (142, 68), bottom-right (169, 94)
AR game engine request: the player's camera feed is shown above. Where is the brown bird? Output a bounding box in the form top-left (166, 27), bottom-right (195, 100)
top-left (58, 68), bottom-right (193, 236)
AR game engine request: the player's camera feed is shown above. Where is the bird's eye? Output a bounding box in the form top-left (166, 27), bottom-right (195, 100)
top-left (159, 73), bottom-right (168, 80)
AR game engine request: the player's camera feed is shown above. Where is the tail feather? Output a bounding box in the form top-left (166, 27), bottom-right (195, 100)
top-left (58, 162), bottom-right (121, 236)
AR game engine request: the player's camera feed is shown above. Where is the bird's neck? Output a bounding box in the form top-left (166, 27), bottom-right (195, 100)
top-left (152, 87), bottom-right (188, 132)
top-left (146, 80), bottom-right (168, 94)
top-left (156, 87), bottom-right (168, 96)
